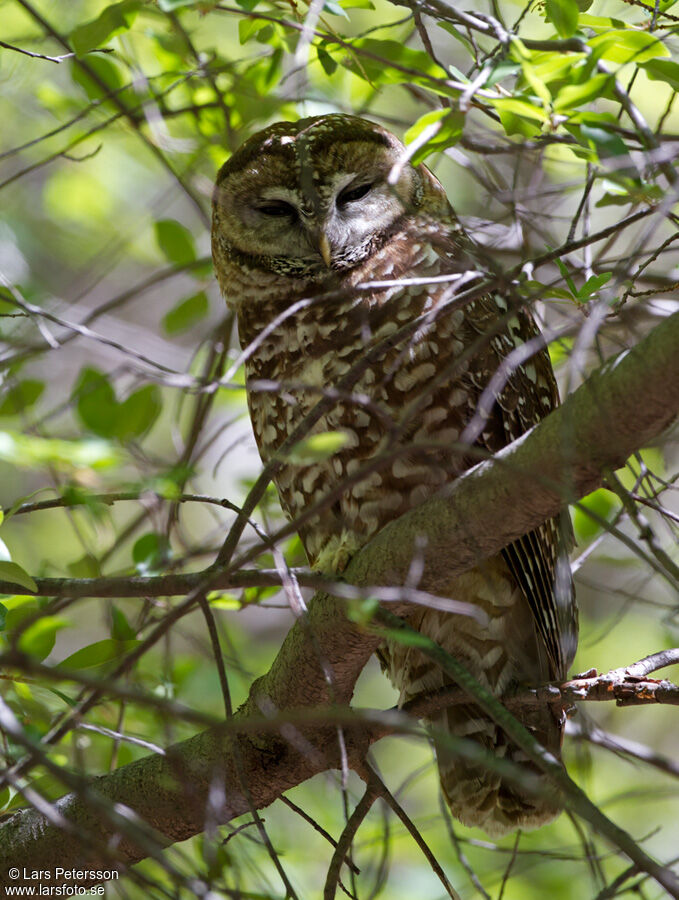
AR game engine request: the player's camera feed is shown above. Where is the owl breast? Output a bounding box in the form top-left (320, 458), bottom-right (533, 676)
top-left (243, 234), bottom-right (480, 571)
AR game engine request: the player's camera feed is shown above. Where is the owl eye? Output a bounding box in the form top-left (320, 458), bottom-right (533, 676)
top-left (337, 182), bottom-right (373, 205)
top-left (256, 200), bottom-right (297, 217)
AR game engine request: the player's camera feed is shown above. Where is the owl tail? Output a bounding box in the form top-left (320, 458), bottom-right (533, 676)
top-left (431, 699), bottom-right (565, 836)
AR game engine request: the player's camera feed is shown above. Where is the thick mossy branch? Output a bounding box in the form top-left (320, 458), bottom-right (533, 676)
top-left (0, 311), bottom-right (677, 889)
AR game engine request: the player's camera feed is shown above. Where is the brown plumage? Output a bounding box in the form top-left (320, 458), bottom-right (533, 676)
top-left (211, 114), bottom-right (578, 835)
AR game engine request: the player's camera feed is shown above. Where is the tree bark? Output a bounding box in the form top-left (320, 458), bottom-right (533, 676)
top-left (0, 310), bottom-right (677, 888)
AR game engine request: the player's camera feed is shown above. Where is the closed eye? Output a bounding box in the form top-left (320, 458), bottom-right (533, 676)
top-left (256, 200), bottom-right (297, 217)
top-left (337, 182), bottom-right (373, 205)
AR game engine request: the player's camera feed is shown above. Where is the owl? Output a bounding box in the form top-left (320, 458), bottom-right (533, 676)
top-left (211, 114), bottom-right (578, 836)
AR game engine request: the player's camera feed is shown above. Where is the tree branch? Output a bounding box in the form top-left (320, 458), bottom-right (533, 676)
top-left (0, 311), bottom-right (677, 889)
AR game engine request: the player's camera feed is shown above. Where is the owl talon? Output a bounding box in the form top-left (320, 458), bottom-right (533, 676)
top-left (312, 532), bottom-right (360, 575)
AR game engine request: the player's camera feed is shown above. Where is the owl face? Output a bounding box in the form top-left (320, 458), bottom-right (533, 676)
top-left (212, 115), bottom-right (424, 289)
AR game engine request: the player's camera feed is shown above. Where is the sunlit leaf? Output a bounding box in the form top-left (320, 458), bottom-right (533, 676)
top-left (158, 0), bottom-right (203, 9)
top-left (617, 448), bottom-right (665, 491)
top-left (207, 592), bottom-right (242, 610)
top-left (0, 431), bottom-right (119, 471)
top-left (344, 38), bottom-right (447, 89)
top-left (287, 431), bottom-right (349, 463)
top-left (589, 30), bottom-right (670, 65)
top-left (492, 97), bottom-right (549, 122)
top-left (573, 488), bottom-right (620, 541)
top-left (404, 109), bottom-right (464, 164)
top-left (238, 18), bottom-right (271, 44)
top-left (553, 73), bottom-right (612, 111)
top-left (545, 0), bottom-right (579, 38)
top-left (576, 272), bottom-right (612, 300)
top-left (18, 616), bottom-right (67, 660)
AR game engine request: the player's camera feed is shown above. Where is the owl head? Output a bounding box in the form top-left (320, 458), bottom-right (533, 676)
top-left (211, 115), bottom-right (442, 296)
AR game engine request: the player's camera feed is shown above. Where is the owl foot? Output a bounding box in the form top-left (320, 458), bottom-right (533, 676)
top-left (312, 531), bottom-right (361, 575)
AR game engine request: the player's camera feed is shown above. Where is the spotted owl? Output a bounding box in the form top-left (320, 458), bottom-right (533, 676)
top-left (211, 114), bottom-right (578, 836)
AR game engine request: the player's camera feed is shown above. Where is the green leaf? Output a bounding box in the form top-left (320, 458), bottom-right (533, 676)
top-left (0, 562), bottom-right (37, 594)
top-left (492, 97), bottom-right (549, 122)
top-left (317, 44), bottom-right (338, 76)
top-left (617, 447), bottom-right (665, 491)
top-left (158, 0), bottom-right (203, 8)
top-left (545, 0), bottom-right (579, 38)
top-left (3, 597), bottom-right (39, 632)
top-left (576, 272), bottom-right (612, 300)
top-left (404, 109), bottom-right (465, 164)
top-left (589, 30), bottom-right (670, 65)
top-left (519, 60), bottom-right (552, 106)
top-left (132, 533), bottom-right (171, 575)
top-left (74, 368), bottom-right (160, 442)
top-left (111, 606), bottom-right (136, 641)
top-left (641, 58), bottom-right (679, 92)
top-left (579, 124), bottom-right (630, 162)
top-left (116, 385), bottom-right (162, 440)
top-left (18, 616), bottom-right (67, 660)
top-left (485, 60), bottom-right (521, 87)
top-left (346, 38), bottom-right (447, 88)
top-left (0, 538), bottom-right (9, 564)
top-left (579, 13), bottom-right (627, 30)
top-left (70, 1), bottom-right (141, 57)
top-left (436, 21), bottom-right (474, 52)
top-left (0, 381), bottom-right (44, 417)
top-left (554, 257), bottom-right (578, 296)
top-left (553, 73), bottom-right (611, 111)
top-left (58, 638), bottom-right (141, 671)
top-left (71, 56), bottom-right (124, 102)
top-left (531, 51), bottom-right (585, 84)
top-left (522, 280), bottom-right (574, 301)
top-left (67, 554), bottom-right (101, 579)
top-left (0, 431), bottom-right (119, 472)
top-left (163, 291), bottom-right (209, 334)
top-left (573, 488), bottom-right (620, 541)
top-left (154, 219), bottom-right (197, 266)
top-left (595, 179), bottom-right (663, 207)
top-left (74, 368), bottom-right (117, 438)
top-left (287, 431), bottom-right (349, 463)
top-left (207, 592), bottom-right (242, 610)
top-left (238, 18), bottom-right (271, 44)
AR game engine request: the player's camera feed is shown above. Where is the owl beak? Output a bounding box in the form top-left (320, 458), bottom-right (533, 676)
top-left (317, 232), bottom-right (332, 268)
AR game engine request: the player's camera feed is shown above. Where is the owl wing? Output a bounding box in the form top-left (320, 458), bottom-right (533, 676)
top-left (464, 296), bottom-right (576, 680)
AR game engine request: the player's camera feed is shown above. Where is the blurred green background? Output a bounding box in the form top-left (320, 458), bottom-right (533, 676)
top-left (0, 0), bottom-right (678, 897)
